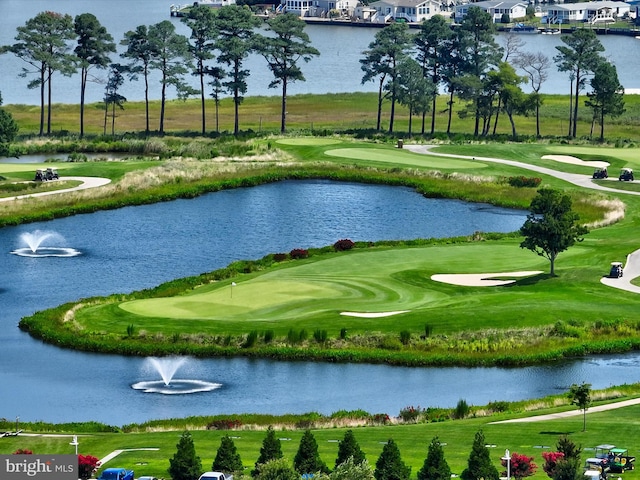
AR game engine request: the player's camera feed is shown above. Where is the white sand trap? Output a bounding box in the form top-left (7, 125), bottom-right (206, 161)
top-left (541, 155), bottom-right (609, 169)
top-left (431, 271), bottom-right (543, 287)
top-left (340, 311), bottom-right (409, 318)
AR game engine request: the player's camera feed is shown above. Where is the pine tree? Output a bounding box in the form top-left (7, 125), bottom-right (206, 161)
top-left (460, 430), bottom-right (499, 480)
top-left (335, 429), bottom-right (366, 468)
top-left (212, 435), bottom-right (243, 475)
top-left (418, 437), bottom-right (451, 480)
top-left (168, 431), bottom-right (202, 480)
top-left (294, 429), bottom-right (329, 475)
top-left (253, 426), bottom-right (283, 476)
top-left (374, 439), bottom-right (411, 480)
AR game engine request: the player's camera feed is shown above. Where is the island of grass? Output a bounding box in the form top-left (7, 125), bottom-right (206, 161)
top-left (8, 139), bottom-right (640, 366)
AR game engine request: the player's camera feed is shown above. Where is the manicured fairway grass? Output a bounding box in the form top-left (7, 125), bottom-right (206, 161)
top-left (323, 147), bottom-right (482, 169)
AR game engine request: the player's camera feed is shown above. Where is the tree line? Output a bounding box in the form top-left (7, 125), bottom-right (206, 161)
top-left (0, 7), bottom-right (318, 137)
top-left (361, 7), bottom-right (625, 141)
top-left (0, 8), bottom-right (626, 141)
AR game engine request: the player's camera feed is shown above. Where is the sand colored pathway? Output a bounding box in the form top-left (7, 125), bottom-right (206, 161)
top-left (492, 397), bottom-right (640, 423)
top-left (0, 176), bottom-right (111, 202)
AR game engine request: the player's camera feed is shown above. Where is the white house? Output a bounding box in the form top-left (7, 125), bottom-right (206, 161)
top-left (546, 1), bottom-right (630, 24)
top-left (454, 0), bottom-right (528, 23)
top-left (367, 0), bottom-right (444, 23)
top-left (281, 0), bottom-right (358, 16)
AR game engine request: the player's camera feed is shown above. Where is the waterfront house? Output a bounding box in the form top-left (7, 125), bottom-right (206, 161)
top-left (546, 1), bottom-right (630, 24)
top-left (281, 0), bottom-right (358, 17)
top-left (454, 0), bottom-right (527, 23)
top-left (366, 0), bottom-right (444, 23)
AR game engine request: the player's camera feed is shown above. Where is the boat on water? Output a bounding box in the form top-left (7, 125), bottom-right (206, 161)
top-left (510, 23), bottom-right (540, 34)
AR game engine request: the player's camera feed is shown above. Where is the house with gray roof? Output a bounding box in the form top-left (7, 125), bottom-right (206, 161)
top-left (546, 1), bottom-right (630, 24)
top-left (367, 0), bottom-right (445, 23)
top-left (454, 0), bottom-right (527, 23)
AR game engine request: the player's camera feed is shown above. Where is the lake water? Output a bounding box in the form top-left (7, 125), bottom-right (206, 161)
top-left (0, 0), bottom-right (639, 105)
top-left (1, 180), bottom-right (640, 426)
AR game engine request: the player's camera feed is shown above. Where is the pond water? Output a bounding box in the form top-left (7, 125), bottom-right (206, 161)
top-left (0, 179), bottom-right (638, 425)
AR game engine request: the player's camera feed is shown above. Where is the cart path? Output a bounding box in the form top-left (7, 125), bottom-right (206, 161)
top-left (0, 176), bottom-right (111, 202)
top-left (406, 144), bottom-right (640, 295)
top-left (601, 249), bottom-right (640, 293)
top-left (99, 448), bottom-right (160, 466)
top-left (491, 397), bottom-right (640, 423)
top-left (403, 145), bottom-right (640, 196)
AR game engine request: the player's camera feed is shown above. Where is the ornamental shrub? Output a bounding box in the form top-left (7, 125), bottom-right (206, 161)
top-left (290, 248), bottom-right (309, 259)
top-left (273, 253), bottom-right (288, 262)
top-left (501, 452), bottom-right (537, 479)
top-left (213, 435), bottom-right (243, 475)
top-left (399, 405), bottom-right (422, 423)
top-left (207, 419), bottom-right (243, 430)
top-left (334, 238), bottom-right (355, 251)
top-left (508, 176), bottom-right (542, 188)
top-left (78, 455), bottom-right (100, 480)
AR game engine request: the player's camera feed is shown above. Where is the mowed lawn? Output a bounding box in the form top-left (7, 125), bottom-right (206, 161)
top-left (77, 233), bottom-right (640, 338)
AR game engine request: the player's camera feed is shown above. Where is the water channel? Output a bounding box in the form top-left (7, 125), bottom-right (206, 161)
top-left (1, 179), bottom-right (640, 426)
top-left (1, 0), bottom-right (639, 106)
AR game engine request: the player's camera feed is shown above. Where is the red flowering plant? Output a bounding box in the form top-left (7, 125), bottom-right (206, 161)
top-left (502, 452), bottom-right (537, 479)
top-left (78, 454), bottom-right (101, 480)
top-left (542, 451), bottom-right (565, 478)
top-left (12, 449), bottom-right (33, 454)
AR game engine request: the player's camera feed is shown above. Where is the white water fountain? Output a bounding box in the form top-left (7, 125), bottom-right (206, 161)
top-left (131, 356), bottom-right (221, 395)
top-left (11, 230), bottom-right (81, 258)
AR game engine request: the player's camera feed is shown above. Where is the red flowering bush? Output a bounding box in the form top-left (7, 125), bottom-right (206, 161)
top-left (78, 454), bottom-right (101, 480)
top-left (333, 239), bottom-right (355, 251)
top-left (399, 405), bottom-right (422, 423)
top-left (542, 451), bottom-right (565, 478)
top-left (12, 449), bottom-right (33, 454)
top-left (290, 248), bottom-right (309, 259)
top-left (371, 413), bottom-right (390, 425)
top-left (502, 452), bottom-right (537, 479)
top-left (207, 418), bottom-right (243, 430)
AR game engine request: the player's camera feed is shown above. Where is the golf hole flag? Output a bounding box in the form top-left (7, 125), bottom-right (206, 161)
top-left (1, 455), bottom-right (77, 480)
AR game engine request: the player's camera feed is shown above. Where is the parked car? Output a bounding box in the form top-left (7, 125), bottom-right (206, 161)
top-left (619, 168), bottom-right (634, 181)
top-left (609, 262), bottom-right (623, 278)
top-left (198, 472), bottom-right (233, 480)
top-left (97, 468), bottom-right (134, 480)
top-left (593, 167), bottom-right (608, 179)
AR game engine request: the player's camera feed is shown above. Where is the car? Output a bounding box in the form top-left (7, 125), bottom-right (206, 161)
top-left (619, 168), bottom-right (634, 181)
top-left (97, 467), bottom-right (134, 480)
top-left (198, 472), bottom-right (233, 480)
top-left (592, 167), bottom-right (608, 179)
top-left (609, 262), bottom-right (623, 278)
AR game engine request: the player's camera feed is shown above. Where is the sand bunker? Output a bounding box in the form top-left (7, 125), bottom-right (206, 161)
top-left (340, 311), bottom-right (409, 318)
top-left (541, 155), bottom-right (609, 169)
top-left (431, 271), bottom-right (543, 287)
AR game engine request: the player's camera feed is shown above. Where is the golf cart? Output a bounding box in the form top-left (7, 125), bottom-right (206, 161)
top-left (593, 167), bottom-right (608, 179)
top-left (594, 445), bottom-right (636, 473)
top-left (619, 168), bottom-right (634, 181)
top-left (609, 262), bottom-right (623, 278)
top-left (34, 169), bottom-right (45, 181)
top-left (45, 167), bottom-right (59, 180)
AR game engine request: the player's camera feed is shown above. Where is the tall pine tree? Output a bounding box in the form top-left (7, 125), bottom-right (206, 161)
top-left (253, 426), bottom-right (283, 476)
top-left (418, 437), bottom-right (451, 480)
top-left (461, 431), bottom-right (499, 480)
top-left (294, 429), bottom-right (329, 475)
top-left (168, 431), bottom-right (202, 480)
top-left (374, 439), bottom-right (411, 480)
top-left (212, 435), bottom-right (243, 475)
top-left (335, 429), bottom-right (366, 468)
